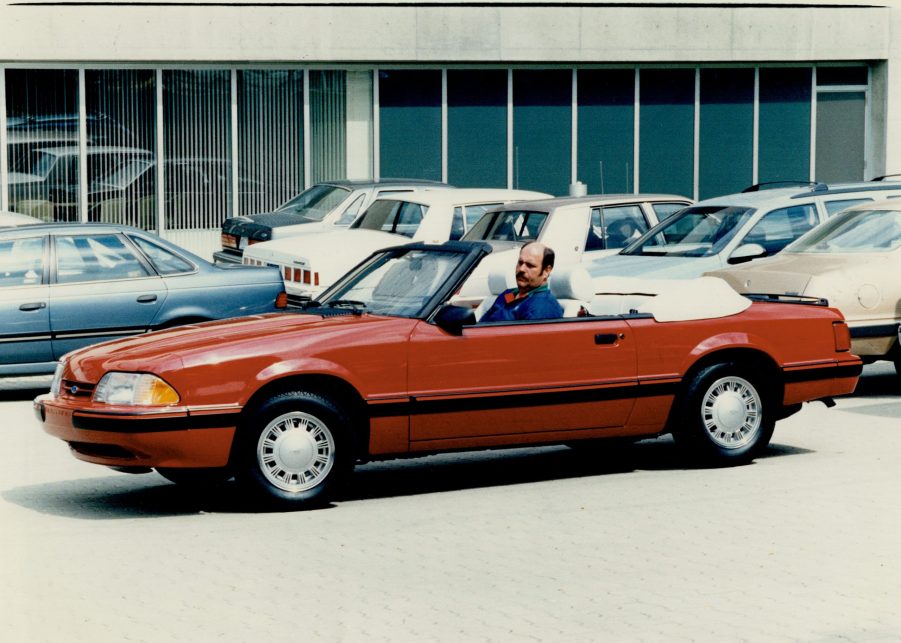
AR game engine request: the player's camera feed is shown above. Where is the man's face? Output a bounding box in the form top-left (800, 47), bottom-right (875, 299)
top-left (515, 244), bottom-right (551, 292)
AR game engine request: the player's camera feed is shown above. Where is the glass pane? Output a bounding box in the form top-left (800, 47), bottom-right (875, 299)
top-left (513, 70), bottom-right (571, 196)
top-left (816, 67), bottom-right (868, 86)
top-left (378, 70), bottom-right (441, 181)
top-left (652, 202), bottom-right (687, 220)
top-left (759, 68), bottom-right (812, 184)
top-left (55, 234), bottom-right (150, 284)
top-left (85, 70), bottom-right (157, 229)
top-left (793, 208), bottom-right (901, 253)
top-left (0, 236), bottom-right (44, 287)
top-left (310, 70), bottom-right (347, 184)
top-left (577, 69), bottom-right (634, 194)
top-left (238, 70), bottom-right (304, 217)
top-left (743, 204), bottom-right (817, 255)
top-left (824, 198), bottom-right (870, 216)
top-left (163, 70), bottom-right (232, 231)
top-left (816, 92), bottom-right (866, 183)
top-left (699, 69), bottom-right (754, 199)
top-left (447, 69), bottom-right (507, 188)
top-left (128, 235), bottom-right (193, 274)
top-left (5, 69), bottom-right (79, 221)
top-left (638, 69), bottom-right (695, 197)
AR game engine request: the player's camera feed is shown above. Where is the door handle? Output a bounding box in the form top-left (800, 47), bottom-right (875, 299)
top-left (137, 294), bottom-right (158, 303)
top-left (19, 302), bottom-right (47, 311)
top-left (594, 333), bottom-right (623, 345)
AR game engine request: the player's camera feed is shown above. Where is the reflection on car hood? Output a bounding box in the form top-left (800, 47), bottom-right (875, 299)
top-left (245, 229), bottom-right (405, 266)
top-left (223, 210), bottom-right (317, 234)
top-left (589, 254), bottom-right (723, 280)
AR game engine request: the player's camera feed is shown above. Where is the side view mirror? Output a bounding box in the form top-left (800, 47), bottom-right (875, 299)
top-left (728, 243), bottom-right (767, 264)
top-left (433, 303), bottom-right (475, 335)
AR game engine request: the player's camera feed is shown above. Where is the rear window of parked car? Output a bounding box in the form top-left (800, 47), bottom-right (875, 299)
top-left (128, 235), bottom-right (194, 274)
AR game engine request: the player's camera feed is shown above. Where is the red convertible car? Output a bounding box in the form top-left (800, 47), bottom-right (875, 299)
top-left (35, 241), bottom-right (861, 509)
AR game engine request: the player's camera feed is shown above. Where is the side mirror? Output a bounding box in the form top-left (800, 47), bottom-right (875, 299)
top-left (433, 303), bottom-right (475, 335)
top-left (728, 243), bottom-right (766, 264)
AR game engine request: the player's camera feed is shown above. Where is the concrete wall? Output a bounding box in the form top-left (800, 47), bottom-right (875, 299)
top-left (0, 2), bottom-right (891, 64)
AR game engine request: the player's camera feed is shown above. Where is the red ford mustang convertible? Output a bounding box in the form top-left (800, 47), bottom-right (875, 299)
top-left (35, 241), bottom-right (861, 509)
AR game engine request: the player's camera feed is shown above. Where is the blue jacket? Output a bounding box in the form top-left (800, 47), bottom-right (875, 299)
top-left (479, 283), bottom-right (564, 322)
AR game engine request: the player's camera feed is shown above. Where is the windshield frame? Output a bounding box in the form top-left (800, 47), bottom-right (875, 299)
top-left (310, 241), bottom-right (492, 320)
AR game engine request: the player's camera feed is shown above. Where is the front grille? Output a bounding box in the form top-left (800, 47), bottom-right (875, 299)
top-left (60, 379), bottom-right (95, 398)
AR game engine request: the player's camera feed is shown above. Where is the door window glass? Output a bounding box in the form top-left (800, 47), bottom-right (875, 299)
top-left (587, 205), bottom-right (649, 250)
top-left (128, 235), bottom-right (193, 274)
top-left (0, 236), bottom-right (44, 286)
top-left (743, 204), bottom-right (818, 255)
top-left (824, 198), bottom-right (870, 217)
top-left (56, 234), bottom-right (150, 284)
top-left (651, 202), bottom-right (688, 221)
top-left (334, 193), bottom-right (367, 226)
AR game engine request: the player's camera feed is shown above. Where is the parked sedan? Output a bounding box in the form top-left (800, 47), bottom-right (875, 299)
top-left (1, 223), bottom-right (286, 377)
top-left (35, 241), bottom-right (860, 509)
top-left (457, 193), bottom-right (690, 300)
top-left (213, 179), bottom-right (452, 265)
top-left (588, 180), bottom-right (901, 282)
top-left (707, 199), bottom-right (901, 374)
top-left (242, 188), bottom-right (549, 304)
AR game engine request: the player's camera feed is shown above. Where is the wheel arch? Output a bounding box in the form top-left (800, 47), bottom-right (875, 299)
top-left (231, 373), bottom-right (370, 464)
top-left (667, 346), bottom-right (784, 433)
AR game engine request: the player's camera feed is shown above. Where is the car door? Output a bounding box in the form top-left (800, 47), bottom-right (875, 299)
top-left (49, 232), bottom-right (167, 358)
top-left (406, 317), bottom-right (637, 450)
top-left (0, 234), bottom-right (53, 371)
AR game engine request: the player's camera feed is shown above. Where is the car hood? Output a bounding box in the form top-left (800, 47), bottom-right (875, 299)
top-left (7, 172), bottom-right (44, 185)
top-left (589, 253), bottom-right (724, 280)
top-left (64, 311), bottom-right (416, 387)
top-left (705, 252), bottom-right (827, 294)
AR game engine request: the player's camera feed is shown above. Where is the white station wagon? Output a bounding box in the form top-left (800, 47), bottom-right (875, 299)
top-left (242, 188), bottom-right (549, 304)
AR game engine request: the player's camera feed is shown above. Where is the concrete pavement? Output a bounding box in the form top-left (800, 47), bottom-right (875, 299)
top-left (1, 365), bottom-right (899, 642)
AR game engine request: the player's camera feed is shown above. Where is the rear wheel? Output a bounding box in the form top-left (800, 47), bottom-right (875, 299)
top-left (673, 362), bottom-right (775, 465)
top-left (234, 391), bottom-right (355, 509)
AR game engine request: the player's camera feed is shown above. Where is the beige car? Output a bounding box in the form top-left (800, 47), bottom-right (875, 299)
top-left (707, 199), bottom-right (901, 373)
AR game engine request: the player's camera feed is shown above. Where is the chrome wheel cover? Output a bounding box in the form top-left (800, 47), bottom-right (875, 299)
top-left (701, 375), bottom-right (762, 450)
top-left (257, 411), bottom-right (335, 492)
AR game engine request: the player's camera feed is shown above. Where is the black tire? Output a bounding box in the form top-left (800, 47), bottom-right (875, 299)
top-left (234, 391), bottom-right (355, 509)
top-left (672, 361), bottom-right (775, 466)
top-left (156, 467), bottom-right (232, 487)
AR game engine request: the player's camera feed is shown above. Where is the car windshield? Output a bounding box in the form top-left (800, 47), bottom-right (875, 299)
top-left (622, 205), bottom-right (755, 257)
top-left (789, 208), bottom-right (901, 253)
top-left (463, 209), bottom-right (548, 242)
top-left (318, 248), bottom-right (466, 318)
top-left (277, 184), bottom-right (352, 221)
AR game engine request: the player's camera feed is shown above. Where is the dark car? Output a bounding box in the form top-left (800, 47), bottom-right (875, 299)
top-left (213, 179), bottom-right (452, 264)
top-left (0, 223), bottom-right (287, 376)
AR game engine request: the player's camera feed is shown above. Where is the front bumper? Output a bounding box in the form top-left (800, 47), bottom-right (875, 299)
top-left (34, 394), bottom-right (240, 469)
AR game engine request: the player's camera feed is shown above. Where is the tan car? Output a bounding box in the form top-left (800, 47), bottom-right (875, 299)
top-left (707, 199), bottom-right (901, 374)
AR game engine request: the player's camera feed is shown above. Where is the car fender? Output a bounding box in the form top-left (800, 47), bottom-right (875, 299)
top-left (249, 356), bottom-right (372, 406)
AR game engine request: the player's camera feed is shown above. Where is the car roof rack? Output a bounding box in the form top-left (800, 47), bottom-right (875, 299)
top-left (741, 181), bottom-right (828, 193)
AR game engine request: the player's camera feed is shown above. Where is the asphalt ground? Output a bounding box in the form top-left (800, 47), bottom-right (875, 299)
top-left (1, 364), bottom-right (899, 642)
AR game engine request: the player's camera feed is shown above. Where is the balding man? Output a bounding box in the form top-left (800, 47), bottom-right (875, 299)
top-left (479, 241), bottom-right (564, 322)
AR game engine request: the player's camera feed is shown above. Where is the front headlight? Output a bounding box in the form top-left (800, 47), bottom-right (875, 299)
top-left (93, 372), bottom-right (180, 406)
top-left (50, 361), bottom-right (65, 398)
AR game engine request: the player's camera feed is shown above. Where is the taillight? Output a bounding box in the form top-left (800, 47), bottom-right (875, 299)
top-left (833, 321), bottom-right (851, 352)
top-left (275, 291), bottom-right (288, 309)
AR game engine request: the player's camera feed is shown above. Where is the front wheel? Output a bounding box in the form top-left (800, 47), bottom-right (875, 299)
top-left (673, 362), bottom-right (775, 465)
top-left (234, 391), bottom-right (355, 509)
